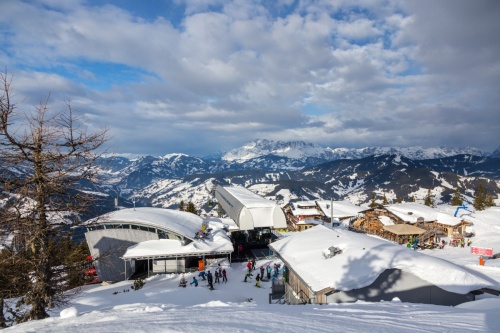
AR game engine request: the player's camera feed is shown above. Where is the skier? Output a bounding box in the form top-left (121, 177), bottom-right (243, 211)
top-left (244, 272), bottom-right (253, 282)
top-left (467, 239), bottom-right (472, 247)
top-left (266, 264), bottom-right (271, 280)
top-left (222, 268), bottom-right (227, 283)
top-left (251, 258), bottom-right (256, 270)
top-left (190, 277), bottom-right (198, 287)
top-left (214, 270), bottom-right (220, 284)
top-left (207, 271), bottom-right (214, 290)
top-left (255, 273), bottom-right (261, 287)
top-left (260, 266), bottom-right (265, 279)
top-left (247, 261), bottom-right (252, 273)
top-left (179, 275), bottom-right (187, 288)
top-left (198, 271), bottom-right (206, 281)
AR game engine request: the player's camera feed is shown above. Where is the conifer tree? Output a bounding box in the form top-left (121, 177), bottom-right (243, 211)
top-left (484, 192), bottom-right (495, 207)
top-left (369, 193), bottom-right (377, 208)
top-left (424, 189), bottom-right (433, 206)
top-left (186, 201), bottom-right (198, 215)
top-left (178, 200), bottom-right (185, 211)
top-left (473, 183), bottom-right (485, 211)
top-left (382, 193), bottom-right (388, 205)
top-left (396, 197), bottom-right (402, 204)
top-left (451, 186), bottom-right (463, 206)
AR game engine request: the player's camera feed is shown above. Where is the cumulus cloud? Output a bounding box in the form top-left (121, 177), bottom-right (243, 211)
top-left (1, 0), bottom-right (498, 155)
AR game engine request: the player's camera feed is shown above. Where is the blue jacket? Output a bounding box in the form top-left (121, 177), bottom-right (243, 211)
top-left (191, 278), bottom-right (198, 286)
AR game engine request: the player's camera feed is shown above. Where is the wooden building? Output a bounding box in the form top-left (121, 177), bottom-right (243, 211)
top-left (269, 225), bottom-right (498, 306)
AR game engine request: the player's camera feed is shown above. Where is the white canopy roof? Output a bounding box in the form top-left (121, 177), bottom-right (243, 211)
top-left (269, 225), bottom-right (496, 294)
top-left (87, 207), bottom-right (202, 240)
top-left (215, 185), bottom-right (287, 230)
top-left (122, 220), bottom-right (233, 259)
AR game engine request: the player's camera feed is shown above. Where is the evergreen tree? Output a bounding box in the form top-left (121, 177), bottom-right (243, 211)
top-left (396, 197), bottom-right (402, 204)
top-left (382, 194), bottom-right (388, 205)
top-left (186, 201), bottom-right (198, 215)
top-left (410, 195), bottom-right (415, 202)
top-left (451, 186), bottom-right (463, 206)
top-left (424, 189), bottom-right (433, 206)
top-left (473, 183), bottom-right (485, 211)
top-left (369, 193), bottom-right (377, 208)
top-left (484, 192), bottom-right (495, 207)
top-left (178, 200), bottom-right (185, 211)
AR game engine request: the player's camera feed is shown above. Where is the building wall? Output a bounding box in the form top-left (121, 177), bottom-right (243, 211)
top-left (85, 229), bottom-right (158, 281)
top-left (324, 268), bottom-right (474, 306)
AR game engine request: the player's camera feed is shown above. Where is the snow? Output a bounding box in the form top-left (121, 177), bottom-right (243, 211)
top-left (384, 203), bottom-right (466, 225)
top-left (221, 185), bottom-right (280, 209)
top-left (269, 225), bottom-right (496, 294)
top-left (86, 207), bottom-right (203, 240)
top-left (4, 207), bottom-right (500, 333)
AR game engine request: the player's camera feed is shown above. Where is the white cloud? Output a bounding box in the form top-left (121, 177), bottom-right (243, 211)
top-left (1, 0), bottom-right (499, 155)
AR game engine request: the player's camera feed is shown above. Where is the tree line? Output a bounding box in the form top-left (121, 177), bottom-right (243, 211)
top-left (368, 184), bottom-right (496, 209)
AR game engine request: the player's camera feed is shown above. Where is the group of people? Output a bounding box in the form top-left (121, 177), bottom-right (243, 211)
top-left (450, 238), bottom-right (472, 248)
top-left (405, 236), bottom-right (473, 250)
top-left (244, 261), bottom-right (285, 287)
top-left (192, 264), bottom-right (228, 290)
top-left (406, 236), bottom-right (419, 250)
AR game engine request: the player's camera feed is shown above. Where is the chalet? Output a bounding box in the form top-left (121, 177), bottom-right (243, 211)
top-left (285, 200), bottom-right (364, 231)
top-left (351, 203), bottom-right (473, 243)
top-left (285, 201), bottom-right (325, 231)
top-left (269, 225), bottom-right (498, 306)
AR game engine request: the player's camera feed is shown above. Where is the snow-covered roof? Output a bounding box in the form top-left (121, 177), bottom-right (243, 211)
top-left (269, 225), bottom-right (496, 294)
top-left (317, 200), bottom-right (364, 219)
top-left (87, 207), bottom-right (202, 240)
top-left (289, 201), bottom-right (322, 217)
top-left (384, 203), bottom-right (464, 226)
top-left (379, 215), bottom-right (394, 226)
top-left (122, 221), bottom-right (233, 259)
top-left (220, 185), bottom-right (279, 208)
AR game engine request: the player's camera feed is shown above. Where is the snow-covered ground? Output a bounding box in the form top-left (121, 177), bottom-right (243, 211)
top-left (5, 207), bottom-right (500, 332)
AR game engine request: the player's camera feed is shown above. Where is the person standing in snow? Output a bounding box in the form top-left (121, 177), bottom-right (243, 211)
top-left (251, 258), bottom-right (256, 270)
top-left (255, 273), bottom-right (261, 287)
top-left (222, 268), bottom-right (227, 283)
top-left (198, 271), bottom-right (206, 281)
top-left (247, 261), bottom-right (252, 273)
top-left (214, 270), bottom-right (220, 284)
top-left (207, 271), bottom-right (214, 289)
top-left (266, 265), bottom-right (271, 280)
top-left (260, 266), bottom-right (265, 279)
top-left (467, 239), bottom-right (472, 247)
top-left (190, 277), bottom-right (198, 287)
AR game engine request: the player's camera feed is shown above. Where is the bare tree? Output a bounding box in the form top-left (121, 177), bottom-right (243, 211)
top-left (0, 71), bottom-right (109, 322)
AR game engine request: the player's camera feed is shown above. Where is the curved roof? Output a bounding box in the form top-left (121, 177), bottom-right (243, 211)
top-left (89, 207), bottom-right (202, 240)
top-left (215, 185), bottom-right (287, 230)
top-left (270, 225), bottom-right (496, 294)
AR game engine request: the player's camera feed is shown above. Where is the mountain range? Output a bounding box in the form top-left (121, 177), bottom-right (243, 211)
top-left (82, 140), bottom-right (500, 218)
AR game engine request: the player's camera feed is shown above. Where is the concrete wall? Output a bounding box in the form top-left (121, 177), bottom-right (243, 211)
top-left (324, 268), bottom-right (474, 306)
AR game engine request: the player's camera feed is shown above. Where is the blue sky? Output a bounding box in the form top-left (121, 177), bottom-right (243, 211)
top-left (1, 0), bottom-right (499, 156)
